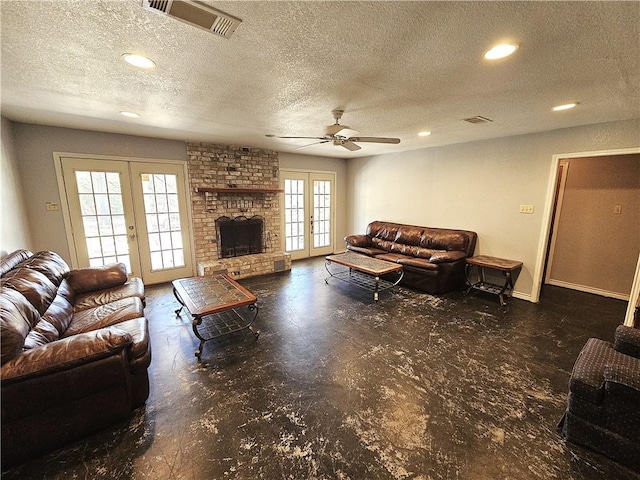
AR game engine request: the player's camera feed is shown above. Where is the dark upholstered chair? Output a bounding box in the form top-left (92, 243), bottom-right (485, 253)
top-left (559, 325), bottom-right (640, 472)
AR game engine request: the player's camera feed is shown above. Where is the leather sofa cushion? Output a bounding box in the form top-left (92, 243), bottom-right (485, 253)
top-left (395, 256), bottom-right (439, 270)
top-left (374, 252), bottom-right (406, 263)
top-left (365, 221), bottom-right (476, 255)
top-left (42, 281), bottom-right (74, 335)
top-left (346, 245), bottom-right (388, 257)
top-left (0, 250), bottom-right (32, 277)
top-left (0, 327), bottom-right (133, 383)
top-left (67, 263), bottom-right (128, 294)
top-left (20, 251), bottom-right (70, 287)
top-left (1, 268), bottom-right (58, 315)
top-left (429, 251), bottom-right (466, 264)
top-left (344, 234), bottom-right (370, 247)
top-left (63, 297), bottom-right (144, 337)
top-left (1, 287), bottom-right (41, 364)
top-left (74, 277), bottom-right (145, 312)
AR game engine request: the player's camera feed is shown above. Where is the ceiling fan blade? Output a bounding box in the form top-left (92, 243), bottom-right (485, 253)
top-left (341, 140), bottom-right (361, 151)
top-left (265, 135), bottom-right (326, 140)
top-left (351, 136), bottom-right (401, 144)
top-left (296, 140), bottom-right (331, 149)
top-left (333, 128), bottom-right (360, 139)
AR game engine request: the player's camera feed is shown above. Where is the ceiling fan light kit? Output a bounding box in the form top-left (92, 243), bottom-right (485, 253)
top-left (266, 110), bottom-right (401, 152)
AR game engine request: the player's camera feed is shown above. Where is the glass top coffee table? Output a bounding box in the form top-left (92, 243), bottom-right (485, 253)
top-left (172, 274), bottom-right (259, 361)
top-left (325, 252), bottom-right (404, 301)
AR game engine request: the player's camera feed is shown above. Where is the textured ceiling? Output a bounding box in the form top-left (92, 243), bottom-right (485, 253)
top-left (1, 1), bottom-right (639, 158)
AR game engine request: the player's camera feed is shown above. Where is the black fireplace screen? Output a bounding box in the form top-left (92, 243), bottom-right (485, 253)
top-left (215, 215), bottom-right (265, 258)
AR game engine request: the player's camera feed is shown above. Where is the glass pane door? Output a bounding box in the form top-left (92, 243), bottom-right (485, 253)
top-left (61, 158), bottom-right (142, 276)
top-left (280, 170), bottom-right (335, 259)
top-left (313, 179), bottom-right (331, 249)
top-left (75, 170), bottom-right (131, 271)
top-left (130, 162), bottom-right (194, 284)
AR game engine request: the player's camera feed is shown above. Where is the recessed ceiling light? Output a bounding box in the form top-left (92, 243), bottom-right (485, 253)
top-left (120, 111), bottom-right (140, 118)
top-left (552, 103), bottom-right (579, 111)
top-left (484, 43), bottom-right (519, 60)
top-left (418, 131), bottom-right (432, 137)
top-left (121, 53), bottom-right (155, 69)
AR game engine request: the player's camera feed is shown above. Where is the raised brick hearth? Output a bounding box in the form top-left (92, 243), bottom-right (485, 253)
top-left (186, 142), bottom-right (291, 279)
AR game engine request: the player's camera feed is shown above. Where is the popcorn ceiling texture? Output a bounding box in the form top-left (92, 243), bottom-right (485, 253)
top-left (186, 142), bottom-right (289, 278)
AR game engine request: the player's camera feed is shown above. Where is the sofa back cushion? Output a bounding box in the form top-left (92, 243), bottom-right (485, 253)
top-left (0, 250), bottom-right (33, 277)
top-left (67, 263), bottom-right (128, 294)
top-left (0, 287), bottom-right (42, 364)
top-left (1, 268), bottom-right (58, 315)
top-left (366, 221), bottom-right (477, 256)
top-left (20, 251), bottom-right (70, 287)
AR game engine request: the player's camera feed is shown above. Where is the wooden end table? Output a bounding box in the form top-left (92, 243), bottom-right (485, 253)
top-left (325, 252), bottom-right (404, 301)
top-left (172, 274), bottom-right (259, 361)
top-left (464, 255), bottom-right (523, 306)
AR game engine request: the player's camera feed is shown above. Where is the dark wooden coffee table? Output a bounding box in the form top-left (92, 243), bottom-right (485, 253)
top-left (172, 274), bottom-right (259, 361)
top-left (325, 252), bottom-right (404, 301)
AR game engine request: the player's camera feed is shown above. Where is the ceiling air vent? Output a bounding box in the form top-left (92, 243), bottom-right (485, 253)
top-left (463, 116), bottom-right (493, 124)
top-left (143, 0), bottom-right (242, 39)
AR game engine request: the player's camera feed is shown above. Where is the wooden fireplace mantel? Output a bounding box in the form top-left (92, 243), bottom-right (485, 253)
top-left (196, 187), bottom-right (284, 194)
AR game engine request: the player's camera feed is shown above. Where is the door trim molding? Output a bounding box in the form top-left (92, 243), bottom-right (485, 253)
top-left (53, 152), bottom-right (195, 272)
top-left (532, 146), bottom-right (640, 303)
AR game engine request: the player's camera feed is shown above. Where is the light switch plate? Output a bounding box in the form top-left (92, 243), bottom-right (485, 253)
top-left (519, 204), bottom-right (534, 214)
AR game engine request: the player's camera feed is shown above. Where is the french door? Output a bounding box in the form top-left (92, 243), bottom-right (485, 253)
top-left (280, 170), bottom-right (335, 260)
top-left (58, 156), bottom-right (193, 284)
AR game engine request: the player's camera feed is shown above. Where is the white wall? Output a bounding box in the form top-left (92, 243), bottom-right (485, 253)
top-left (12, 123), bottom-right (187, 264)
top-left (346, 119), bottom-right (640, 301)
top-left (278, 152), bottom-right (349, 252)
top-left (1, 116), bottom-right (32, 254)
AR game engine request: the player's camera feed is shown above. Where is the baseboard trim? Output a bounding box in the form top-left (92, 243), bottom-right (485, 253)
top-left (546, 279), bottom-right (630, 301)
top-left (512, 291), bottom-right (533, 303)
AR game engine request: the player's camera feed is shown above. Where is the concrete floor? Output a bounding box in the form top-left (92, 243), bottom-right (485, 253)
top-left (3, 257), bottom-right (638, 479)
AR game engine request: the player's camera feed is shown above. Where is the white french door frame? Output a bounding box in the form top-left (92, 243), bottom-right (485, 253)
top-left (280, 169), bottom-right (337, 260)
top-left (53, 152), bottom-right (196, 280)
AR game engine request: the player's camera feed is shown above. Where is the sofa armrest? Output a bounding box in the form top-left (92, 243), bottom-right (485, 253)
top-left (429, 251), bottom-right (466, 264)
top-left (604, 361), bottom-right (640, 403)
top-left (344, 234), bottom-right (371, 247)
top-left (614, 325), bottom-right (640, 359)
top-left (66, 263), bottom-right (128, 294)
top-left (0, 327), bottom-right (132, 383)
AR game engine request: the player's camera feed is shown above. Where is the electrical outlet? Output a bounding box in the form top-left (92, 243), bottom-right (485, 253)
top-left (613, 205), bottom-right (622, 214)
top-left (519, 204), bottom-right (534, 214)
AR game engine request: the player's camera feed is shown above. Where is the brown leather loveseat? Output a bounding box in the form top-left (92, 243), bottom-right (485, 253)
top-left (345, 221), bottom-right (477, 294)
top-left (0, 250), bottom-right (150, 467)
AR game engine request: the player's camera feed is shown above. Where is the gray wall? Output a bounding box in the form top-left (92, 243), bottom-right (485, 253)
top-left (1, 116), bottom-right (32, 254)
top-left (549, 154), bottom-right (640, 296)
top-left (346, 119), bottom-right (640, 301)
top-left (11, 123), bottom-right (188, 263)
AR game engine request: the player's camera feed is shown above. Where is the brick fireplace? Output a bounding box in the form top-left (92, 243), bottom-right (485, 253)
top-left (186, 142), bottom-right (291, 279)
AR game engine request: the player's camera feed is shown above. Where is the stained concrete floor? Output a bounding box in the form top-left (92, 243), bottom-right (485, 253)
top-left (2, 257), bottom-right (638, 480)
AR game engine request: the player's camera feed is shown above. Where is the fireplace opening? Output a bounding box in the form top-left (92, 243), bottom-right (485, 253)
top-left (216, 215), bottom-right (265, 258)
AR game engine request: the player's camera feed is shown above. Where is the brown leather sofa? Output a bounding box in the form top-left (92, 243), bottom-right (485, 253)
top-left (344, 221), bottom-right (477, 294)
top-left (0, 250), bottom-right (150, 467)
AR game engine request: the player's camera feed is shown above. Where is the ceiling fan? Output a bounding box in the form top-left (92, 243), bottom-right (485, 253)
top-left (265, 110), bottom-right (401, 151)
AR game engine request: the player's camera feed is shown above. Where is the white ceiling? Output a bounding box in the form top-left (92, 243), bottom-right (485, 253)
top-left (1, 1), bottom-right (639, 159)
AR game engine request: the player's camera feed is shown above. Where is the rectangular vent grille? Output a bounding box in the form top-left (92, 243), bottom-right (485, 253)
top-left (463, 116), bottom-right (493, 124)
top-left (143, 0), bottom-right (242, 39)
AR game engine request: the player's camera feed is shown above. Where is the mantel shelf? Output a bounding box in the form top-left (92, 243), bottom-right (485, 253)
top-left (196, 187), bottom-right (284, 194)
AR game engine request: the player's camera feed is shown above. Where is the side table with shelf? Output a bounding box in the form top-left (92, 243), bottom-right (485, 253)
top-left (464, 255), bottom-right (523, 306)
